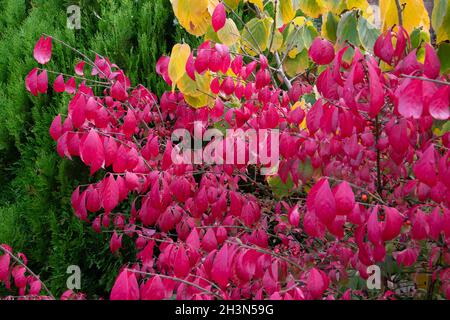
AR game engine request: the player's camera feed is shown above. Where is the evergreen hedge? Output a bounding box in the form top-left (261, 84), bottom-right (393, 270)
top-left (0, 0), bottom-right (198, 297)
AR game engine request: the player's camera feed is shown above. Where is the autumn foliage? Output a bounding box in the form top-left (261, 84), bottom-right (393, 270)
top-left (1, 0), bottom-right (450, 300)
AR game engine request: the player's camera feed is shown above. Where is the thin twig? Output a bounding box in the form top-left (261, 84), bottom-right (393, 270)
top-left (401, 74), bottom-right (450, 86)
top-left (394, 0), bottom-right (404, 26)
top-left (0, 246), bottom-right (55, 300)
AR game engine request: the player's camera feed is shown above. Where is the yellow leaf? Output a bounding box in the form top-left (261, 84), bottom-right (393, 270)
top-left (246, 0), bottom-right (264, 11)
top-left (218, 18), bottom-right (241, 46)
top-left (168, 44), bottom-right (191, 91)
top-left (292, 16), bottom-right (307, 27)
top-left (298, 0), bottom-right (325, 19)
top-left (179, 72), bottom-right (214, 109)
top-left (380, 0), bottom-right (430, 34)
top-left (171, 0), bottom-right (211, 36)
top-left (223, 0), bottom-right (241, 10)
top-left (279, 0), bottom-right (295, 24)
top-left (291, 100), bottom-right (306, 110)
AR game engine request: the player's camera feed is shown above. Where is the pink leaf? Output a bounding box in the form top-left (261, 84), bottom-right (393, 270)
top-left (53, 74), bottom-right (66, 93)
top-left (334, 181), bottom-right (355, 215)
top-left (212, 3), bottom-right (226, 32)
top-left (424, 43), bottom-right (440, 79)
top-left (308, 37), bottom-right (335, 65)
top-left (49, 114), bottom-right (63, 141)
top-left (33, 36), bottom-right (52, 64)
top-left (397, 79), bottom-right (423, 119)
top-left (211, 245), bottom-right (229, 288)
top-left (102, 174), bottom-right (119, 213)
top-left (382, 206), bottom-right (403, 241)
top-left (75, 61), bottom-right (86, 76)
top-left (429, 85), bottom-right (449, 120)
top-left (413, 145), bottom-right (437, 187)
top-left (307, 268), bottom-right (329, 299)
top-left (313, 179), bottom-right (336, 225)
top-left (25, 68), bottom-right (39, 96)
top-left (110, 269), bottom-right (140, 300)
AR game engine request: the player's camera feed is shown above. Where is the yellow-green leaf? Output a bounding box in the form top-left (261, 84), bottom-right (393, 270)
top-left (223, 0), bottom-right (241, 10)
top-left (432, 0), bottom-right (450, 43)
top-left (283, 49), bottom-right (309, 77)
top-left (322, 12), bottom-right (339, 42)
top-left (218, 18), bottom-right (241, 46)
top-left (298, 0), bottom-right (325, 19)
top-left (168, 43), bottom-right (191, 90)
top-left (241, 17), bottom-right (271, 55)
top-left (270, 29), bottom-right (284, 52)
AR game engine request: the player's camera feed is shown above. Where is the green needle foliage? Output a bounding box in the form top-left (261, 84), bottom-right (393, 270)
top-left (0, 0), bottom-right (195, 297)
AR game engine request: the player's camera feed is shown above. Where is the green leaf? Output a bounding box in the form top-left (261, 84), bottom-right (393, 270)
top-left (301, 24), bottom-right (319, 48)
top-left (357, 16), bottom-right (380, 53)
top-left (337, 11), bottom-right (361, 47)
top-left (268, 175), bottom-right (294, 199)
top-left (322, 12), bottom-right (339, 42)
top-left (437, 42), bottom-right (450, 74)
top-left (241, 17), bottom-right (271, 55)
top-left (283, 49), bottom-right (309, 77)
top-left (410, 27), bottom-right (430, 49)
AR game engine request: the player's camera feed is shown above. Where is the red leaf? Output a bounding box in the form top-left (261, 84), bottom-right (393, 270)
top-left (75, 61), bottom-right (86, 76)
top-left (212, 3), bottom-right (226, 32)
top-left (424, 43), bottom-right (440, 79)
top-left (368, 62), bottom-right (384, 118)
top-left (307, 268), bottom-right (328, 299)
top-left (33, 36), bottom-right (52, 65)
top-left (80, 129), bottom-right (105, 175)
top-left (65, 77), bottom-right (77, 94)
top-left (25, 68), bottom-right (39, 96)
top-left (110, 231), bottom-right (123, 254)
top-left (334, 181), bottom-right (355, 215)
top-left (37, 69), bottom-right (48, 94)
top-left (313, 179), bottom-right (336, 225)
top-left (0, 252), bottom-right (10, 281)
top-left (367, 207), bottom-right (382, 245)
top-left (211, 245), bottom-right (229, 288)
top-left (308, 37), bottom-right (335, 65)
top-left (382, 206), bottom-right (403, 241)
top-left (141, 276), bottom-right (167, 300)
top-left (397, 79), bottom-right (423, 119)
top-left (49, 114), bottom-right (63, 141)
top-left (102, 174), bottom-right (119, 213)
top-left (429, 85), bottom-right (449, 120)
top-left (53, 74), bottom-right (66, 93)
top-left (374, 31), bottom-right (394, 64)
top-left (110, 269), bottom-right (140, 300)
top-left (174, 245), bottom-right (190, 278)
top-left (413, 145), bottom-right (437, 187)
